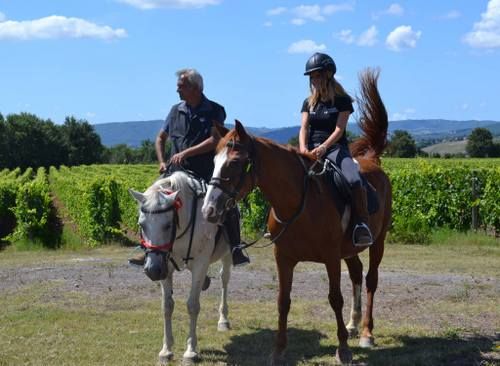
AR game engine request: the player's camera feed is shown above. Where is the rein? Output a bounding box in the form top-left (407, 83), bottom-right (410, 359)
top-left (241, 153), bottom-right (312, 249)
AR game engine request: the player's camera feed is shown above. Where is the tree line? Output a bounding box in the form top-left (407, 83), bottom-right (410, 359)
top-left (1, 112), bottom-right (498, 171)
top-left (0, 112), bottom-right (159, 170)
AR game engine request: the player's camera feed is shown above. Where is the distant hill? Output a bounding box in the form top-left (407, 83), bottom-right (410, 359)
top-left (93, 119), bottom-right (500, 147)
top-left (421, 140), bottom-right (468, 156)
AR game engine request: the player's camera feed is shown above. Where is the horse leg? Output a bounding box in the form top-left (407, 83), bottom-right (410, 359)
top-left (359, 237), bottom-right (385, 348)
top-left (217, 253), bottom-right (232, 331)
top-left (183, 262), bottom-right (210, 361)
top-left (158, 269), bottom-right (175, 364)
top-left (269, 256), bottom-right (296, 366)
top-left (326, 260), bottom-right (352, 365)
top-left (344, 256), bottom-right (363, 338)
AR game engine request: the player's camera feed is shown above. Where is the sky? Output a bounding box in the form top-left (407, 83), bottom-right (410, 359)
top-left (0, 0), bottom-right (499, 128)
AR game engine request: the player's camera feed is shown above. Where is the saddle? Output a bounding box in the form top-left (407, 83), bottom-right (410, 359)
top-left (321, 160), bottom-right (379, 216)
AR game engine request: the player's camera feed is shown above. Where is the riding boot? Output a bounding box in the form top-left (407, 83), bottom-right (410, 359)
top-left (351, 185), bottom-right (373, 247)
top-left (128, 252), bottom-right (146, 266)
top-left (224, 207), bottom-right (250, 267)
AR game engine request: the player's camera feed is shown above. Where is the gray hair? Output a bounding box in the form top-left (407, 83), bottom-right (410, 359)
top-left (176, 68), bottom-right (204, 92)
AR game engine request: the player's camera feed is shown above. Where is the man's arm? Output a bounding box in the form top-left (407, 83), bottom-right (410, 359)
top-left (155, 130), bottom-right (169, 173)
top-left (169, 123), bottom-right (220, 165)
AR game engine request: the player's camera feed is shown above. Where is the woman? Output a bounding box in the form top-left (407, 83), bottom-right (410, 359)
top-left (299, 52), bottom-right (373, 247)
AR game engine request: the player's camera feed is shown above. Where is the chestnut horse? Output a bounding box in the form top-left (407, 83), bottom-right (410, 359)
top-left (202, 69), bottom-right (391, 365)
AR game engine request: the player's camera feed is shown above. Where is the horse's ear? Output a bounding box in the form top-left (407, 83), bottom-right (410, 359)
top-left (129, 189), bottom-right (146, 204)
top-left (159, 189), bottom-right (179, 202)
top-left (234, 119), bottom-right (248, 140)
top-left (212, 122), bottom-right (228, 139)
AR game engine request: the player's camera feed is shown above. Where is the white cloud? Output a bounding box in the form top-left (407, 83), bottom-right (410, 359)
top-left (392, 108), bottom-right (415, 120)
top-left (357, 25), bottom-right (378, 46)
top-left (336, 29), bottom-right (355, 44)
top-left (267, 7), bottom-right (287, 16)
top-left (323, 3), bottom-right (355, 15)
top-left (293, 5), bottom-right (324, 22)
top-left (0, 12), bottom-right (6, 22)
top-left (386, 3), bottom-right (404, 16)
top-left (0, 15), bottom-right (127, 40)
top-left (290, 3), bottom-right (353, 25)
top-left (335, 26), bottom-right (378, 47)
top-left (386, 25), bottom-right (421, 51)
top-left (462, 103), bottom-right (469, 110)
top-left (291, 18), bottom-right (306, 26)
top-left (117, 0), bottom-right (221, 9)
top-left (442, 10), bottom-right (461, 19)
top-left (463, 0), bottom-right (500, 49)
top-left (288, 39), bottom-right (326, 54)
top-left (373, 3), bottom-right (403, 19)
top-left (263, 21), bottom-right (273, 27)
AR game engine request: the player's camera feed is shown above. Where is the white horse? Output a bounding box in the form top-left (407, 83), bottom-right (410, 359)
top-left (129, 171), bottom-right (232, 364)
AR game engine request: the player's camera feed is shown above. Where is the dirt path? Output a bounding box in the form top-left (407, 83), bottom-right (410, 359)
top-left (1, 255), bottom-right (498, 339)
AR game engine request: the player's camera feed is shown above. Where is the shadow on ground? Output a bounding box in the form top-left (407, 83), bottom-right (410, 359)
top-left (199, 328), bottom-right (497, 366)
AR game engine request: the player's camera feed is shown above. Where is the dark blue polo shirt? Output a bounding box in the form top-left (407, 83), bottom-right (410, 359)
top-left (162, 94), bottom-right (226, 181)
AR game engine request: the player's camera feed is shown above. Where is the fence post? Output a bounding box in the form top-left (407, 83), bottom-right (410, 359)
top-left (471, 172), bottom-right (479, 231)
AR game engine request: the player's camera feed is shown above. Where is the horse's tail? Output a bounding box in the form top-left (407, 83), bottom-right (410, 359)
top-left (349, 68), bottom-right (388, 165)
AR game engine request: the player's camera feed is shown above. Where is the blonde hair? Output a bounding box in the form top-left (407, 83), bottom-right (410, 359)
top-left (307, 71), bottom-right (351, 110)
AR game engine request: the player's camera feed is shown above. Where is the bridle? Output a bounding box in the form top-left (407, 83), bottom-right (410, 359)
top-left (207, 135), bottom-right (312, 248)
top-left (208, 138), bottom-right (256, 210)
top-left (139, 191), bottom-right (182, 251)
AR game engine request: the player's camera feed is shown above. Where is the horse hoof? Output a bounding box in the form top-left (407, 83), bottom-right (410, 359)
top-left (182, 351), bottom-right (199, 361)
top-left (347, 327), bottom-right (359, 338)
top-left (218, 321), bottom-right (231, 331)
top-left (335, 347), bottom-right (352, 365)
top-left (181, 357), bottom-right (198, 366)
top-left (158, 351), bottom-right (173, 365)
top-left (359, 336), bottom-right (375, 348)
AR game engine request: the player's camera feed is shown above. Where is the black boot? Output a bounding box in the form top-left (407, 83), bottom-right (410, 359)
top-left (128, 251), bottom-right (146, 266)
top-left (351, 185), bottom-right (373, 247)
top-left (224, 208), bottom-right (250, 267)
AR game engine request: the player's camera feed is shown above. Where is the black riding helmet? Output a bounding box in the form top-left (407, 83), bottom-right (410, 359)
top-left (304, 53), bottom-right (336, 76)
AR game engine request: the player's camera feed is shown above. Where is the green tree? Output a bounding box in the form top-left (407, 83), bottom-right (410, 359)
top-left (61, 116), bottom-right (104, 165)
top-left (466, 128), bottom-right (494, 157)
top-left (137, 139), bottom-right (156, 163)
top-left (4, 113), bottom-right (67, 170)
top-left (288, 136), bottom-right (299, 147)
top-left (104, 144), bottom-right (136, 164)
top-left (387, 130), bottom-right (417, 157)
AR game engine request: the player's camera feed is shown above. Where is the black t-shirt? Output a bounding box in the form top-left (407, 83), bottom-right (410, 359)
top-left (301, 95), bottom-right (353, 147)
top-left (162, 94), bottom-right (226, 181)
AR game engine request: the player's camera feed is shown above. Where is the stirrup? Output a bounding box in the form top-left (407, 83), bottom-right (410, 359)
top-left (352, 223), bottom-right (373, 247)
top-left (231, 246), bottom-right (250, 267)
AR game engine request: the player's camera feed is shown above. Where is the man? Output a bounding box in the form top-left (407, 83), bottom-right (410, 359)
top-left (130, 68), bottom-right (250, 267)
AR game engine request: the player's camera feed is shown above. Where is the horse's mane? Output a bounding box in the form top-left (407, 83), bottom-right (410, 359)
top-left (143, 172), bottom-right (193, 210)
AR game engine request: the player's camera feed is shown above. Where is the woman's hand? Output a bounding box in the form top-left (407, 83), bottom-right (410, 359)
top-left (299, 146), bottom-right (309, 154)
top-left (311, 144), bottom-right (327, 158)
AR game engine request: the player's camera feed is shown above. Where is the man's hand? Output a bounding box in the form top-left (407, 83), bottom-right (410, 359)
top-left (159, 161), bottom-right (168, 174)
top-left (170, 151), bottom-right (187, 165)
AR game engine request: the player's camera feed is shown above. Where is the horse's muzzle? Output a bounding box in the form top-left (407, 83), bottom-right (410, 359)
top-left (202, 203), bottom-right (223, 224)
top-left (143, 251), bottom-right (168, 281)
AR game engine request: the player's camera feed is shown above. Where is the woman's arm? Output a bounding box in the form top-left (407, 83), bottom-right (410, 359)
top-left (311, 111), bottom-right (349, 158)
top-left (299, 111), bottom-right (310, 154)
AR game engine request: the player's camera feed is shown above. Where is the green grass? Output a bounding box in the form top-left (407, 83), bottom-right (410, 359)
top-left (0, 234), bottom-right (498, 366)
top-left (0, 285), bottom-right (497, 366)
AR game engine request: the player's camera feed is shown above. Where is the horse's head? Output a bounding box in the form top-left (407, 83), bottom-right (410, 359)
top-left (129, 187), bottom-right (182, 281)
top-left (202, 120), bottom-right (255, 224)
